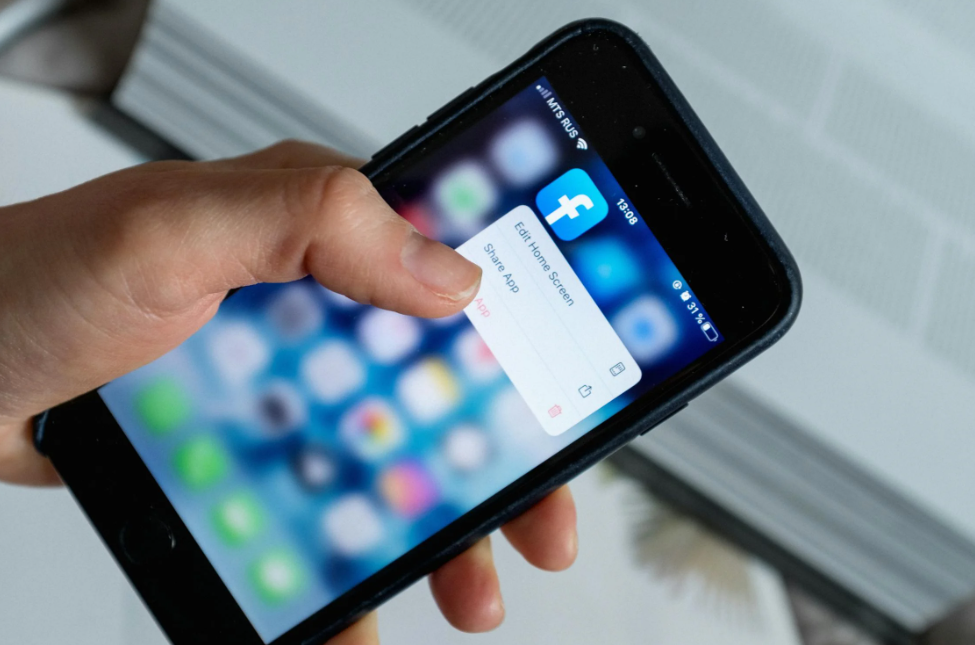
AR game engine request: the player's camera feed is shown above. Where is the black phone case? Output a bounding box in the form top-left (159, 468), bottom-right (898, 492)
top-left (37, 18), bottom-right (801, 645)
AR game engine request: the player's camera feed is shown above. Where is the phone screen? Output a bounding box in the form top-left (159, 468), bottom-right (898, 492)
top-left (99, 77), bottom-right (722, 641)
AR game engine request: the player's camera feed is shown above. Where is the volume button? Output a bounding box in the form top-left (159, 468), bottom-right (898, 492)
top-left (370, 85), bottom-right (478, 166)
top-left (370, 125), bottom-right (421, 162)
top-left (426, 86), bottom-right (476, 124)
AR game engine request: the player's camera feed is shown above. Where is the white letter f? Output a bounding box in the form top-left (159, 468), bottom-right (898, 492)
top-left (545, 194), bottom-right (594, 224)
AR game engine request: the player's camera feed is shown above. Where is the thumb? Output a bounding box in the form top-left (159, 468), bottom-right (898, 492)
top-left (0, 147), bottom-right (481, 430)
top-left (68, 157), bottom-right (482, 317)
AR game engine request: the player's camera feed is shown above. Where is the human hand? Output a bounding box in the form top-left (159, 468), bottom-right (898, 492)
top-left (0, 141), bottom-right (578, 642)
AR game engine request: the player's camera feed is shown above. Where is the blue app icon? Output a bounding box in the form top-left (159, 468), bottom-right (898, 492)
top-left (536, 168), bottom-right (609, 241)
top-left (571, 238), bottom-right (640, 303)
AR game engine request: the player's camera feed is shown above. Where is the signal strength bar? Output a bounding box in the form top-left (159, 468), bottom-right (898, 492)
top-left (536, 84), bottom-right (552, 99)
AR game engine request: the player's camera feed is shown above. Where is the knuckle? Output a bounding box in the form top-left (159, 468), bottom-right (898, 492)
top-left (318, 165), bottom-right (372, 201)
top-left (282, 166), bottom-right (401, 303)
top-left (261, 166), bottom-right (374, 281)
top-left (261, 139), bottom-right (306, 162)
top-left (269, 138), bottom-right (306, 153)
top-left (287, 165), bottom-right (373, 229)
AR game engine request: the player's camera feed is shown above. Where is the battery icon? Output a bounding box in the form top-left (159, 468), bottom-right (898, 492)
top-left (701, 322), bottom-right (719, 342)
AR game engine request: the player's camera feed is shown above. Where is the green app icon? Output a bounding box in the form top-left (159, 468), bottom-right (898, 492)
top-left (434, 162), bottom-right (496, 225)
top-left (135, 378), bottom-right (190, 435)
top-left (173, 436), bottom-right (228, 490)
top-left (250, 550), bottom-right (304, 604)
top-left (213, 493), bottom-right (264, 546)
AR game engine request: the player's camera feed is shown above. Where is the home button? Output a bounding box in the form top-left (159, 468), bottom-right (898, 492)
top-left (119, 516), bottom-right (175, 565)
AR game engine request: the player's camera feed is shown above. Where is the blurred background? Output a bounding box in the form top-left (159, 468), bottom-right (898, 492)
top-left (2, 1), bottom-right (975, 644)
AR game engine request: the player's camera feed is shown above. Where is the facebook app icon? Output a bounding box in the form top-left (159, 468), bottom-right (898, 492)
top-left (536, 168), bottom-right (609, 241)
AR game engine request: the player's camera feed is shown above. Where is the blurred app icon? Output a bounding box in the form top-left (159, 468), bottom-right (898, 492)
top-left (301, 341), bottom-right (365, 403)
top-left (489, 387), bottom-right (536, 434)
top-left (488, 386), bottom-right (549, 458)
top-left (208, 322), bottom-right (270, 385)
top-left (429, 311), bottom-right (465, 327)
top-left (268, 284), bottom-right (323, 341)
top-left (453, 328), bottom-right (502, 383)
top-left (443, 424), bottom-right (490, 472)
top-left (398, 203), bottom-right (439, 239)
top-left (536, 168), bottom-right (609, 241)
top-left (322, 495), bottom-right (383, 556)
top-left (379, 460), bottom-right (440, 518)
top-left (612, 296), bottom-right (679, 364)
top-left (255, 381), bottom-right (307, 435)
top-left (340, 398), bottom-right (403, 460)
top-left (433, 161), bottom-right (497, 232)
top-left (173, 436), bottom-right (229, 490)
top-left (489, 119), bottom-right (557, 187)
top-left (571, 238), bottom-right (640, 303)
top-left (249, 550), bottom-right (304, 604)
top-left (213, 492), bottom-right (264, 546)
top-left (397, 358), bottom-right (460, 423)
top-left (291, 444), bottom-right (337, 492)
top-left (135, 377), bottom-right (190, 435)
top-left (357, 309), bottom-right (422, 364)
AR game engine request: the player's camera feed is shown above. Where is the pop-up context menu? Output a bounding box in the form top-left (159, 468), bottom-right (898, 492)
top-left (457, 205), bottom-right (641, 436)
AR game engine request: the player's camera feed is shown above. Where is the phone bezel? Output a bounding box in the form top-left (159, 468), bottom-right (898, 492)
top-left (39, 19), bottom-right (801, 645)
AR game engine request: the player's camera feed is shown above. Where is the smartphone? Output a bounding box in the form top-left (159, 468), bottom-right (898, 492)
top-left (36, 19), bottom-right (800, 645)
